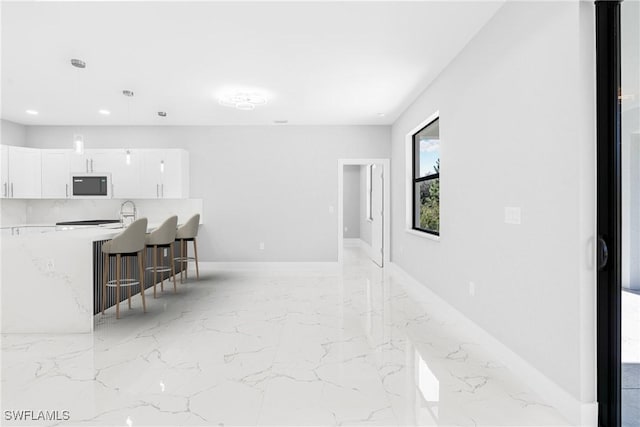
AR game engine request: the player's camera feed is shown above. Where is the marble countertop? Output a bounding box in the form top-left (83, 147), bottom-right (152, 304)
top-left (0, 222), bottom-right (162, 241)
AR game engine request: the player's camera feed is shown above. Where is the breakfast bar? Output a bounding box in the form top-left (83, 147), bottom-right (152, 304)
top-left (1, 223), bottom-right (185, 333)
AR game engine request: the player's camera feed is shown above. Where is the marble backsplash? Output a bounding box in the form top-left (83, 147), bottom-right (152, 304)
top-left (0, 199), bottom-right (28, 226)
top-left (1, 198), bottom-right (203, 226)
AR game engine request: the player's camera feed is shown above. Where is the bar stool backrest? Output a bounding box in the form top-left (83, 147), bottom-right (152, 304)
top-left (176, 214), bottom-right (200, 239)
top-left (109, 218), bottom-right (148, 254)
top-left (147, 215), bottom-right (178, 246)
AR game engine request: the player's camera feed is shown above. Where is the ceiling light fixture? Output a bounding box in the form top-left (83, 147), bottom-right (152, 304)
top-left (25, 109), bottom-right (38, 115)
top-left (157, 111), bottom-right (167, 117)
top-left (377, 113), bottom-right (386, 117)
top-left (219, 91), bottom-right (267, 111)
top-left (123, 90), bottom-right (134, 97)
top-left (99, 109), bottom-right (111, 115)
top-left (70, 58), bottom-right (86, 69)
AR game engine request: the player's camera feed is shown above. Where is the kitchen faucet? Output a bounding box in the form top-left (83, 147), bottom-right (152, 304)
top-left (119, 200), bottom-right (137, 226)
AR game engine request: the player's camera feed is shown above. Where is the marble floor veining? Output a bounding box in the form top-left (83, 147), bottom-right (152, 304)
top-left (1, 248), bottom-right (570, 426)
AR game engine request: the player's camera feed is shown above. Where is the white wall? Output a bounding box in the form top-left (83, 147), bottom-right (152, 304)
top-left (0, 119), bottom-right (27, 147)
top-left (390, 0), bottom-right (595, 411)
top-left (359, 165), bottom-right (372, 245)
top-left (343, 165), bottom-right (360, 239)
top-left (25, 125), bottom-right (390, 262)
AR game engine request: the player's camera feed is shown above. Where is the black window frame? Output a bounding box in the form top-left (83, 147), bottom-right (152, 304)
top-left (412, 117), bottom-right (440, 236)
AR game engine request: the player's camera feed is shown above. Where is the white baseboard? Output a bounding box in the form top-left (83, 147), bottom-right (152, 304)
top-left (343, 238), bottom-right (373, 258)
top-left (343, 238), bottom-right (361, 247)
top-left (385, 262), bottom-right (597, 427)
top-left (201, 261), bottom-right (340, 274)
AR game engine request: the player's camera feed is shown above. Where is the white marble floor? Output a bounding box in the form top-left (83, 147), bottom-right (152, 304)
top-left (1, 248), bottom-right (569, 426)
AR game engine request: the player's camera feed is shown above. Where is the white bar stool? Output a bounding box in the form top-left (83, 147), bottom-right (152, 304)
top-left (101, 218), bottom-right (148, 319)
top-left (145, 215), bottom-right (178, 297)
top-left (174, 214), bottom-right (200, 282)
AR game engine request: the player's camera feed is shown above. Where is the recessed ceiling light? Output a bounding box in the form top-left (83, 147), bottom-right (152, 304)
top-left (157, 111), bottom-right (167, 117)
top-left (99, 109), bottom-right (111, 115)
top-left (25, 109), bottom-right (38, 115)
top-left (377, 113), bottom-right (386, 117)
top-left (70, 58), bottom-right (86, 69)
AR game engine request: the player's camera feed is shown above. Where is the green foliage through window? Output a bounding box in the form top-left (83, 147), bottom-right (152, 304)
top-left (413, 118), bottom-right (439, 235)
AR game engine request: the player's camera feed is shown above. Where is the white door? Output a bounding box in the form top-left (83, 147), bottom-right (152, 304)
top-left (41, 150), bottom-right (70, 198)
top-left (370, 164), bottom-right (384, 267)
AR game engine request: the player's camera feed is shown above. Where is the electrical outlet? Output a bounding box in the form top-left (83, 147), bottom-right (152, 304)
top-left (469, 281), bottom-right (476, 297)
top-left (259, 242), bottom-right (265, 250)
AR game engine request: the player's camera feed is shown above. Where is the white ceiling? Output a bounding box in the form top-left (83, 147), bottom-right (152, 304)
top-left (1, 1), bottom-right (504, 126)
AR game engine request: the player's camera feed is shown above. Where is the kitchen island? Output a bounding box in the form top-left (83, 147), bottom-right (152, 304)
top-left (1, 223), bottom-right (185, 334)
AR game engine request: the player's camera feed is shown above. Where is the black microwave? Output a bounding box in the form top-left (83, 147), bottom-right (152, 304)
top-left (71, 174), bottom-right (111, 197)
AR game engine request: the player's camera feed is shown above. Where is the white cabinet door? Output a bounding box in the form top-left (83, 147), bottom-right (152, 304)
top-left (160, 149), bottom-right (189, 199)
top-left (109, 149), bottom-right (140, 199)
top-left (41, 150), bottom-right (71, 199)
top-left (68, 152), bottom-right (91, 173)
top-left (88, 150), bottom-right (117, 173)
top-left (139, 150), bottom-right (164, 198)
top-left (0, 145), bottom-right (9, 198)
top-left (8, 147), bottom-right (42, 198)
top-left (138, 149), bottom-right (189, 199)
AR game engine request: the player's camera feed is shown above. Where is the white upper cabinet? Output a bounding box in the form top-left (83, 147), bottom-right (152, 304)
top-left (5, 146), bottom-right (42, 199)
top-left (1, 145), bottom-right (9, 198)
top-left (68, 149), bottom-right (114, 174)
top-left (0, 145), bottom-right (189, 199)
top-left (140, 149), bottom-right (189, 199)
top-left (108, 149), bottom-right (141, 199)
top-left (41, 150), bottom-right (70, 199)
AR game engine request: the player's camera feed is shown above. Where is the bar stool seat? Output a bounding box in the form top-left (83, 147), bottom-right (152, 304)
top-left (145, 215), bottom-right (178, 297)
top-left (174, 214), bottom-right (200, 282)
top-left (101, 218), bottom-right (148, 319)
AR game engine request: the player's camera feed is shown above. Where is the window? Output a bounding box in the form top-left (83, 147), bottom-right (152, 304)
top-left (412, 117), bottom-right (439, 235)
top-left (366, 164), bottom-right (373, 221)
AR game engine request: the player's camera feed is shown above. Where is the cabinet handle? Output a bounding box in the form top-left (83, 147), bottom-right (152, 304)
top-left (90, 159), bottom-right (94, 172)
top-left (156, 184), bottom-right (159, 198)
top-left (111, 183), bottom-right (114, 197)
top-left (85, 159), bottom-right (89, 173)
top-left (11, 182), bottom-right (14, 198)
top-left (161, 184), bottom-right (164, 198)
top-left (3, 182), bottom-right (6, 197)
top-left (65, 184), bottom-right (69, 198)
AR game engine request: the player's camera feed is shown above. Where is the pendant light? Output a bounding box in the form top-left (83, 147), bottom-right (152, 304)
top-left (71, 59), bottom-right (86, 154)
top-left (123, 90), bottom-right (134, 165)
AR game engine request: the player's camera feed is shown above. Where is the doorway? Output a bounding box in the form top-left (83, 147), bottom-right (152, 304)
top-left (337, 159), bottom-right (390, 266)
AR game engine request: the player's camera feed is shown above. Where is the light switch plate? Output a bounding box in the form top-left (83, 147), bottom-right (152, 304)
top-left (504, 207), bottom-right (521, 224)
